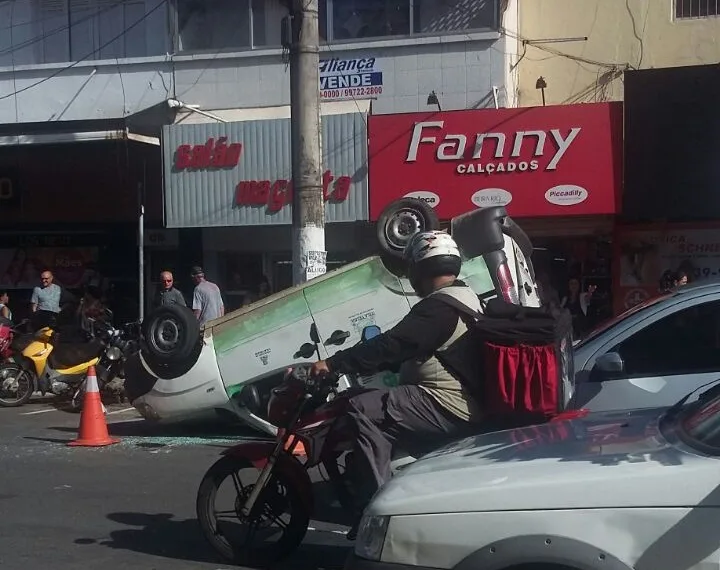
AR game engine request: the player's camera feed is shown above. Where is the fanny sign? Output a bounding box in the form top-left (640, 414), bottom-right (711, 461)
top-left (368, 102), bottom-right (622, 220)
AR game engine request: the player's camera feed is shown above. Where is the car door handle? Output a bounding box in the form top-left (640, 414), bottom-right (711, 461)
top-left (324, 329), bottom-right (351, 346)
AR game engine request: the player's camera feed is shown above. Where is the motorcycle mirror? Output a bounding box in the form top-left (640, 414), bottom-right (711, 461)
top-left (294, 342), bottom-right (317, 360)
top-left (361, 325), bottom-right (381, 342)
top-left (309, 323), bottom-right (320, 344)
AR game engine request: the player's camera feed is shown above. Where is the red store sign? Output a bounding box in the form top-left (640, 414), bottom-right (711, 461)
top-left (368, 102), bottom-right (623, 220)
top-left (172, 138), bottom-right (352, 214)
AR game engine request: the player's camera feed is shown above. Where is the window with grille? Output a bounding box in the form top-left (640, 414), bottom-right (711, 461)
top-left (675, 0), bottom-right (720, 19)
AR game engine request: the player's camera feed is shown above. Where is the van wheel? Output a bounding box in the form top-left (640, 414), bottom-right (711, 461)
top-left (142, 305), bottom-right (200, 365)
top-left (376, 198), bottom-right (440, 258)
top-left (143, 337), bottom-right (203, 379)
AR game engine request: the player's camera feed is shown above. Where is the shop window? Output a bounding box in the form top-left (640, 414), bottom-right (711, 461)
top-left (331, 0), bottom-right (410, 40)
top-left (2, 0), bottom-right (168, 67)
top-left (413, 0), bottom-right (497, 34)
top-left (70, 0), bottom-right (157, 60)
top-left (325, 0), bottom-right (496, 42)
top-left (610, 301), bottom-right (720, 377)
top-left (218, 253), bottom-right (264, 311)
top-left (177, 0), bottom-right (251, 51)
top-left (675, 0), bottom-right (720, 19)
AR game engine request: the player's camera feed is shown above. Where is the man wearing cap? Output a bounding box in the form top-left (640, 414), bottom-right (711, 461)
top-left (190, 266), bottom-right (224, 326)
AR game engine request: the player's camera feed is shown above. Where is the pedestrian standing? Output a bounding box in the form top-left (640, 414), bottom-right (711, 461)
top-left (31, 270), bottom-right (62, 314)
top-left (153, 271), bottom-right (187, 308)
top-left (30, 270), bottom-right (64, 330)
top-left (190, 266), bottom-right (224, 326)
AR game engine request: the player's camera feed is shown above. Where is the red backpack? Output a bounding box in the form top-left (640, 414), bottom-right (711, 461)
top-left (434, 296), bottom-right (575, 425)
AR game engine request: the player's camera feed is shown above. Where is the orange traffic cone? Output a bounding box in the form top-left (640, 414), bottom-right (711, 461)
top-left (68, 366), bottom-right (119, 448)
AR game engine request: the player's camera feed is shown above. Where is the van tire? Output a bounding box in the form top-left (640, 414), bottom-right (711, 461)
top-left (143, 337), bottom-right (204, 380)
top-left (377, 198), bottom-right (440, 258)
top-left (141, 305), bottom-right (200, 365)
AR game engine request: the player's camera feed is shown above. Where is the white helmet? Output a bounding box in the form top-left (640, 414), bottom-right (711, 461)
top-left (403, 231), bottom-right (462, 280)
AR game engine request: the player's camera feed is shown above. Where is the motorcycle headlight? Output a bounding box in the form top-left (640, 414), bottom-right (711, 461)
top-left (105, 346), bottom-right (122, 361)
top-left (354, 515), bottom-right (390, 561)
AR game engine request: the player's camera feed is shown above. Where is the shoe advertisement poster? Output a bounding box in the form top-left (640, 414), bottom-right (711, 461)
top-left (613, 223), bottom-right (720, 313)
top-left (0, 247), bottom-right (99, 289)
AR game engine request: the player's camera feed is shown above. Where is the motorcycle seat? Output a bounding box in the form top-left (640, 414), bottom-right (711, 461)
top-left (48, 340), bottom-right (104, 369)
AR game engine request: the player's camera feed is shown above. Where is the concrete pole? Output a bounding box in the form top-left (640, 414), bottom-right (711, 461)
top-left (289, 0), bottom-right (325, 285)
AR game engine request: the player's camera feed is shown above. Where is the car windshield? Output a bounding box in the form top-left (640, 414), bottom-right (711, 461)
top-left (574, 293), bottom-right (673, 346)
top-left (679, 389), bottom-right (720, 452)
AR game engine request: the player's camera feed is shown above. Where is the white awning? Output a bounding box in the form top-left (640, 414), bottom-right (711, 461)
top-left (172, 100), bottom-right (371, 125)
top-left (0, 128), bottom-right (160, 147)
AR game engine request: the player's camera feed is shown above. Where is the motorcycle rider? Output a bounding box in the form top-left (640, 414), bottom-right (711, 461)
top-left (310, 230), bottom-right (484, 539)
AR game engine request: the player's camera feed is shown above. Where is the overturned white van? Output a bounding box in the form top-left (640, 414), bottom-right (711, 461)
top-left (123, 201), bottom-right (541, 436)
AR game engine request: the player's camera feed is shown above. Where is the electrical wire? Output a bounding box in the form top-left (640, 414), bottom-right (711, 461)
top-left (0, 0), bottom-right (168, 102)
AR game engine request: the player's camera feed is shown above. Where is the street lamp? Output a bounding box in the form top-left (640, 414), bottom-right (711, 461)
top-left (427, 91), bottom-right (442, 111)
top-left (535, 76), bottom-right (547, 106)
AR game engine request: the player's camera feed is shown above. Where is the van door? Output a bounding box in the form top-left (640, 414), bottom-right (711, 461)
top-left (303, 257), bottom-right (412, 389)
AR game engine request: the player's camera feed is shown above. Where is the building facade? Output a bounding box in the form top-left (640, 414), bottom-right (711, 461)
top-left (516, 0), bottom-right (720, 107)
top-left (0, 0), bottom-right (520, 315)
top-left (0, 0), bottom-right (519, 124)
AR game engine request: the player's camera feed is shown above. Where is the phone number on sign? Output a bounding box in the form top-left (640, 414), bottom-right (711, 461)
top-left (693, 267), bottom-right (720, 278)
top-left (321, 86), bottom-right (383, 99)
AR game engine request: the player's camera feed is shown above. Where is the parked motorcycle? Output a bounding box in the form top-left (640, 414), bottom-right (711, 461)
top-left (195, 325), bottom-right (484, 566)
top-left (0, 311), bottom-right (139, 409)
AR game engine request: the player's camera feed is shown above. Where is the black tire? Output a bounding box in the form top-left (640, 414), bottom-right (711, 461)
top-left (376, 197), bottom-right (440, 258)
top-left (196, 455), bottom-right (309, 567)
top-left (141, 305), bottom-right (200, 365)
top-left (0, 363), bottom-right (34, 407)
top-left (143, 336), bottom-right (203, 380)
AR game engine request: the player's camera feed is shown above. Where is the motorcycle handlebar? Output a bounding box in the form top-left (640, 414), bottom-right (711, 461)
top-left (287, 364), bottom-right (339, 390)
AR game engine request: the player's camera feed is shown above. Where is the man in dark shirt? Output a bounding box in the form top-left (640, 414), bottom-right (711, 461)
top-left (311, 231), bottom-right (483, 538)
top-left (153, 271), bottom-right (186, 308)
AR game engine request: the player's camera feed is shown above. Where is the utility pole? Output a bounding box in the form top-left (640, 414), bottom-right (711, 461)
top-left (288, 0), bottom-right (325, 285)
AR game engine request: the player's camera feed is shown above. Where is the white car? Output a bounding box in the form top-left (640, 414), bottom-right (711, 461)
top-left (123, 201), bottom-right (542, 436)
top-left (349, 384), bottom-right (720, 570)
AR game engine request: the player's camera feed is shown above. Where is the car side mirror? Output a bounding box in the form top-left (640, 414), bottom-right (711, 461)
top-left (294, 342), bottom-right (316, 360)
top-left (361, 325), bottom-right (381, 342)
top-left (595, 351), bottom-right (625, 375)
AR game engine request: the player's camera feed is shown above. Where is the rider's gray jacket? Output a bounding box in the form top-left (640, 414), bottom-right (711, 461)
top-left (326, 281), bottom-right (483, 423)
top-left (399, 285), bottom-right (482, 422)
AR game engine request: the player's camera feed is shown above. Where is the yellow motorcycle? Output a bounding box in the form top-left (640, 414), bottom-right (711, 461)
top-left (0, 315), bottom-right (137, 410)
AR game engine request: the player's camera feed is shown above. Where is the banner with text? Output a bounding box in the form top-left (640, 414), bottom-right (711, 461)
top-left (319, 57), bottom-right (383, 101)
top-left (0, 247), bottom-right (99, 289)
top-left (614, 224), bottom-right (720, 313)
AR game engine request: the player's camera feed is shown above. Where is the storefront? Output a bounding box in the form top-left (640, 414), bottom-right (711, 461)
top-left (368, 101), bottom-right (623, 323)
top-left (0, 123), bottom-right (164, 322)
top-left (617, 64), bottom-right (720, 313)
top-left (162, 111), bottom-right (370, 309)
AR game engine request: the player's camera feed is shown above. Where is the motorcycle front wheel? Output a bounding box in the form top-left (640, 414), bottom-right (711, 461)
top-left (196, 455), bottom-right (309, 567)
top-left (0, 363), bottom-right (34, 407)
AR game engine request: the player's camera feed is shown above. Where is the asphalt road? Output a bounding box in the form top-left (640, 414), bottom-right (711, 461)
top-left (0, 397), bottom-right (352, 570)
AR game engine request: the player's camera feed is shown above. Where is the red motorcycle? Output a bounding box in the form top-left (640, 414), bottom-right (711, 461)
top-left (195, 323), bottom-right (553, 567)
top-left (195, 327), bottom-right (370, 566)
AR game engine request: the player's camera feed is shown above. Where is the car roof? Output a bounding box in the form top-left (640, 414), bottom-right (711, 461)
top-left (673, 277), bottom-right (720, 295)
